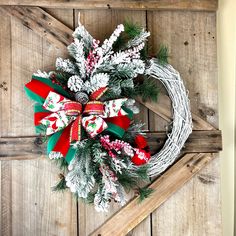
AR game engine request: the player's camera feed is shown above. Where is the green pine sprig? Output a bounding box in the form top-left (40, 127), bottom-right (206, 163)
top-left (135, 165), bottom-right (150, 181)
top-left (138, 186), bottom-right (154, 203)
top-left (124, 20), bottom-right (142, 39)
top-left (117, 171), bottom-right (138, 191)
top-left (136, 78), bottom-right (159, 102)
top-left (51, 157), bottom-right (68, 172)
top-left (122, 78), bottom-right (159, 102)
top-left (52, 174), bottom-right (67, 192)
top-left (157, 45), bottom-right (169, 65)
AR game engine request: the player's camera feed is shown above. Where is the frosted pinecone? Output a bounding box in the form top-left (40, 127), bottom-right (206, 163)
top-left (90, 73), bottom-right (109, 92)
top-left (67, 75), bottom-right (84, 92)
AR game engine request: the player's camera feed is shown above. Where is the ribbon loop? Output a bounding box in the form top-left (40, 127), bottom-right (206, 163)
top-left (43, 91), bottom-right (69, 112)
top-left (103, 98), bottom-right (128, 118)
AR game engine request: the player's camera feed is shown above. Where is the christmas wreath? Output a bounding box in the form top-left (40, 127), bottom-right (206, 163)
top-left (24, 21), bottom-right (192, 212)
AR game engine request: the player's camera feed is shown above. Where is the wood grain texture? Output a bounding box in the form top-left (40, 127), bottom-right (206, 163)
top-left (0, 5), bottom-right (222, 236)
top-left (0, 8), bottom-right (12, 138)
top-left (151, 157), bottom-right (221, 236)
top-left (147, 10), bottom-right (221, 236)
top-left (90, 153), bottom-right (215, 236)
top-left (0, 130), bottom-right (222, 160)
top-left (2, 6), bottom-right (73, 49)
top-left (0, 8), bottom-right (77, 236)
top-left (0, 0), bottom-right (218, 11)
top-left (137, 93), bottom-right (217, 131)
top-left (147, 11), bottom-right (218, 129)
top-left (0, 10), bottom-right (12, 236)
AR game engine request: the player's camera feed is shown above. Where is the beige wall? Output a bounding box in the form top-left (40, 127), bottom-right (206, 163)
top-left (217, 0), bottom-right (236, 235)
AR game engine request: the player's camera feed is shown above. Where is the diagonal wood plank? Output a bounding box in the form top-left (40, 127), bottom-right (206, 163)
top-left (0, 0), bottom-right (218, 11)
top-left (90, 153), bottom-right (215, 236)
top-left (2, 6), bottom-right (73, 49)
top-left (137, 94), bottom-right (217, 131)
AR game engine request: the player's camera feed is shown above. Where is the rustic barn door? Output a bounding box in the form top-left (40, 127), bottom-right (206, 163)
top-left (0, 1), bottom-right (222, 236)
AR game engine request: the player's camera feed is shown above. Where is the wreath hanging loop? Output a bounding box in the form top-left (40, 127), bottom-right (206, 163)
top-left (24, 21), bottom-right (192, 212)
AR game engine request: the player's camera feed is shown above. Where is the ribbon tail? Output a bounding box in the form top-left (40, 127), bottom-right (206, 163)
top-left (104, 107), bottom-right (133, 138)
top-left (47, 124), bottom-right (76, 163)
top-left (34, 103), bottom-right (52, 134)
top-left (82, 115), bottom-right (108, 138)
top-left (90, 87), bottom-right (108, 100)
top-left (70, 115), bottom-right (82, 142)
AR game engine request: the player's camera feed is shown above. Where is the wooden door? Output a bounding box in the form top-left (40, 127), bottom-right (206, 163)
top-left (0, 1), bottom-right (222, 235)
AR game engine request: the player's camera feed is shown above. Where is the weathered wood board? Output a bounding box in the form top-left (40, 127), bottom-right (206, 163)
top-left (0, 2), bottom-right (221, 236)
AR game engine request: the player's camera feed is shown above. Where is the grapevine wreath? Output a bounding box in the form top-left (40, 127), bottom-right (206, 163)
top-left (24, 21), bottom-right (192, 212)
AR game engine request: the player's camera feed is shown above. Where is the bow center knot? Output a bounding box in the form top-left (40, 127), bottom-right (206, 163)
top-left (64, 100), bottom-right (104, 117)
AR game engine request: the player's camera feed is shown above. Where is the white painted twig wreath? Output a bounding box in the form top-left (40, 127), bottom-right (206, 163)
top-left (145, 59), bottom-right (193, 177)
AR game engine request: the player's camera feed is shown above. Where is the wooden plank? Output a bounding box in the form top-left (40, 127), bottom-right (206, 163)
top-left (0, 0), bottom-right (218, 11)
top-left (0, 130), bottom-right (222, 160)
top-left (0, 8), bottom-right (12, 138)
top-left (0, 10), bottom-right (12, 236)
top-left (2, 6), bottom-right (73, 49)
top-left (90, 153), bottom-right (215, 236)
top-left (1, 161), bottom-right (12, 236)
top-left (10, 159), bottom-right (77, 236)
top-left (151, 157), bottom-right (221, 236)
top-left (147, 10), bottom-right (221, 236)
top-left (0, 8), bottom-right (78, 236)
top-left (76, 9), bottom-right (151, 236)
top-left (147, 11), bottom-right (218, 129)
top-left (40, 9), bottom-right (77, 235)
top-left (146, 130), bottom-right (222, 154)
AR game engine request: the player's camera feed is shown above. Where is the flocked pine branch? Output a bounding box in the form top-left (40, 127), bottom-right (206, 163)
top-left (73, 21), bottom-right (94, 53)
top-left (67, 39), bottom-right (86, 78)
top-left (56, 57), bottom-right (78, 74)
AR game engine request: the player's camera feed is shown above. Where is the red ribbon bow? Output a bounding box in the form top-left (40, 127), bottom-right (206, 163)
top-left (40, 87), bottom-right (129, 142)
